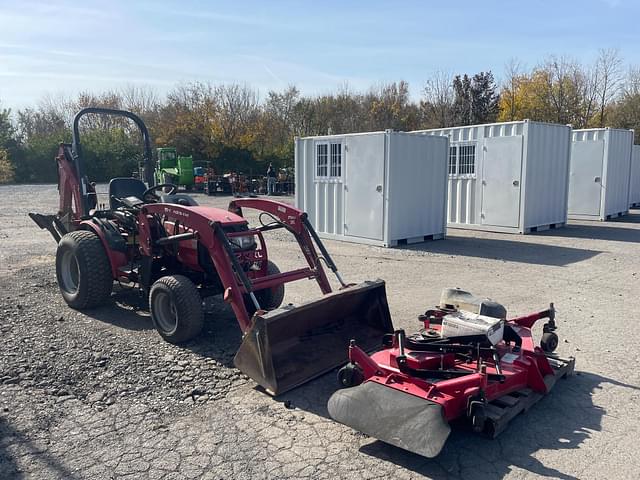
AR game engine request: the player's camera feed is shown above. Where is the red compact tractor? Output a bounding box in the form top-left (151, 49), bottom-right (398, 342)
top-left (30, 108), bottom-right (393, 395)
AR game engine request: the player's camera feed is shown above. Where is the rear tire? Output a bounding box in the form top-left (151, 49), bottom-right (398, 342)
top-left (56, 230), bottom-right (113, 309)
top-left (150, 275), bottom-right (203, 344)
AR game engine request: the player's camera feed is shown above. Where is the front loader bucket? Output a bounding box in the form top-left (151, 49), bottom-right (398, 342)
top-left (328, 381), bottom-right (451, 458)
top-left (234, 280), bottom-right (394, 395)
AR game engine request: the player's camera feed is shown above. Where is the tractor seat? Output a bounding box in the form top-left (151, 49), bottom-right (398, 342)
top-left (109, 177), bottom-right (147, 209)
top-left (160, 194), bottom-right (199, 206)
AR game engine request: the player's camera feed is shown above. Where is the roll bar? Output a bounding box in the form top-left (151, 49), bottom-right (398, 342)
top-left (72, 107), bottom-right (155, 214)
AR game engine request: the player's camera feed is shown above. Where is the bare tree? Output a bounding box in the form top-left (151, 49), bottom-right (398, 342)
top-left (595, 48), bottom-right (623, 126)
top-left (213, 83), bottom-right (260, 146)
top-left (625, 66), bottom-right (640, 96)
top-left (421, 71), bottom-right (454, 127)
top-left (537, 55), bottom-right (591, 126)
top-left (120, 85), bottom-right (159, 115)
top-left (502, 58), bottom-right (522, 121)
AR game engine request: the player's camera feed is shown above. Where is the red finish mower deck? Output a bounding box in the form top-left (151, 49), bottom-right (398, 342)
top-left (328, 290), bottom-right (575, 458)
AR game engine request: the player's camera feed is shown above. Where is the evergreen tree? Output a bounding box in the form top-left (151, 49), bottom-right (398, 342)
top-left (470, 71), bottom-right (499, 124)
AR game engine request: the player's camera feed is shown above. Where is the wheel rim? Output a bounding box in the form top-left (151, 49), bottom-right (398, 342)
top-left (153, 291), bottom-right (178, 334)
top-left (60, 250), bottom-right (80, 294)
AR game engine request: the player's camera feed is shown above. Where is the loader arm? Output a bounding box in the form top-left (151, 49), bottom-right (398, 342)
top-left (138, 201), bottom-right (334, 332)
top-left (221, 199), bottom-right (395, 395)
top-left (228, 198), bottom-right (335, 293)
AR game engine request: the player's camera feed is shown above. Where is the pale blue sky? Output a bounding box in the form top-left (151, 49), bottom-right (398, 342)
top-left (0, 0), bottom-right (638, 109)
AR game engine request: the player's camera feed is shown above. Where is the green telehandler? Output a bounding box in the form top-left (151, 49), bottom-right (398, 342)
top-left (154, 147), bottom-right (194, 190)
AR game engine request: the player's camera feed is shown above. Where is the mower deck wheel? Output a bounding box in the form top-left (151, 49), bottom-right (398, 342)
top-left (150, 275), bottom-right (204, 344)
top-left (471, 404), bottom-right (486, 433)
top-left (56, 230), bottom-right (113, 309)
top-left (540, 332), bottom-right (559, 353)
top-left (337, 363), bottom-right (364, 388)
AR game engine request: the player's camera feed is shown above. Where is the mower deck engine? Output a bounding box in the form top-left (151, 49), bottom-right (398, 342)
top-left (328, 288), bottom-right (575, 458)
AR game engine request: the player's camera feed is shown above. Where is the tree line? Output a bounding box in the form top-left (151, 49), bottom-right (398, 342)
top-left (1, 49), bottom-right (639, 184)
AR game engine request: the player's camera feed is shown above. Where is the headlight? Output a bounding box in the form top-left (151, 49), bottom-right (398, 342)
top-left (230, 234), bottom-right (256, 251)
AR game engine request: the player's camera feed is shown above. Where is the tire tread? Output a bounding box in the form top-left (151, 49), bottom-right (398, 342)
top-left (150, 275), bottom-right (203, 343)
top-left (57, 230), bottom-right (113, 309)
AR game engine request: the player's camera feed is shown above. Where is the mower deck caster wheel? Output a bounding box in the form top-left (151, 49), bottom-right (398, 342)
top-left (540, 332), bottom-right (559, 353)
top-left (471, 404), bottom-right (486, 433)
top-left (337, 363), bottom-right (364, 388)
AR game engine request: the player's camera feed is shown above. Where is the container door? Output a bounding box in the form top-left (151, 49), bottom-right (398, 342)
top-left (345, 135), bottom-right (385, 240)
top-left (568, 140), bottom-right (604, 216)
top-left (481, 136), bottom-right (523, 228)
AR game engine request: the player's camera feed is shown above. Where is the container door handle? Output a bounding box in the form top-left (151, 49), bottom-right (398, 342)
top-left (594, 176), bottom-right (601, 183)
top-left (376, 185), bottom-right (383, 193)
top-left (512, 180), bottom-right (519, 187)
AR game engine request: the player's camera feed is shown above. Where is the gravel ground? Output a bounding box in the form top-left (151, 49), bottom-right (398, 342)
top-left (1, 184), bottom-right (639, 480)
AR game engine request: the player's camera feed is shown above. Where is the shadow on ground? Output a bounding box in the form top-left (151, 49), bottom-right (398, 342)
top-left (277, 371), bottom-right (638, 480)
top-left (74, 282), bottom-right (633, 479)
top-left (86, 287), bottom-right (243, 367)
top-left (0, 417), bottom-right (80, 480)
top-left (537, 220), bottom-right (640, 243)
top-left (404, 236), bottom-right (601, 266)
top-left (611, 211), bottom-right (640, 224)
top-left (83, 286), bottom-right (153, 331)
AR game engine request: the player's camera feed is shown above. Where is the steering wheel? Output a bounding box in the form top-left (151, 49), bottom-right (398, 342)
top-left (142, 183), bottom-right (177, 202)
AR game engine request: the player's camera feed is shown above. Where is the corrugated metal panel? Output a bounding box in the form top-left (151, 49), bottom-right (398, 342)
top-left (522, 122), bottom-right (571, 228)
top-left (448, 178), bottom-right (477, 224)
top-left (630, 145), bottom-right (640, 206)
top-left (295, 137), bottom-right (346, 236)
top-left (386, 133), bottom-right (448, 240)
top-left (295, 131), bottom-right (447, 247)
top-left (413, 120), bottom-right (570, 233)
top-left (603, 129), bottom-right (632, 217)
top-left (570, 128), bottom-right (633, 219)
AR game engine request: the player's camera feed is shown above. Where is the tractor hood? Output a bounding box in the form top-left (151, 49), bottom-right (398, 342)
top-left (156, 205), bottom-right (247, 225)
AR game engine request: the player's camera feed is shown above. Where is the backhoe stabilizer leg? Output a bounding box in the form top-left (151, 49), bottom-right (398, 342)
top-left (28, 212), bottom-right (65, 242)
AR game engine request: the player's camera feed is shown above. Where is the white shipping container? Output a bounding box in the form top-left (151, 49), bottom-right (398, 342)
top-left (568, 128), bottom-right (634, 220)
top-left (413, 120), bottom-right (572, 234)
top-left (629, 145), bottom-right (640, 208)
top-left (295, 130), bottom-right (448, 247)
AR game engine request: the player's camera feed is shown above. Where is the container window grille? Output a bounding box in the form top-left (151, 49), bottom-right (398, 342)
top-left (448, 146), bottom-right (457, 174)
top-left (330, 143), bottom-right (342, 177)
top-left (316, 143), bottom-right (328, 177)
top-left (449, 143), bottom-right (476, 177)
top-left (458, 145), bottom-right (476, 175)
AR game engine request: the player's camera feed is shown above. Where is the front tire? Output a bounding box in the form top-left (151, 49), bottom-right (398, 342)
top-left (255, 261), bottom-right (285, 310)
top-left (150, 275), bottom-right (203, 344)
top-left (56, 230), bottom-right (113, 309)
